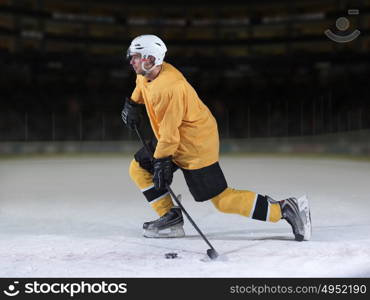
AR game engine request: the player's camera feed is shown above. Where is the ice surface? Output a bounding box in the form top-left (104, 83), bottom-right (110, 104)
top-left (0, 155), bottom-right (369, 277)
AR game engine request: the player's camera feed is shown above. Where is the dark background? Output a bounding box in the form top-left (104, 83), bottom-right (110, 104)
top-left (0, 0), bottom-right (369, 141)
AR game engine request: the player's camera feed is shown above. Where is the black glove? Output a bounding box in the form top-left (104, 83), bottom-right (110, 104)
top-left (153, 156), bottom-right (173, 190)
top-left (121, 97), bottom-right (144, 130)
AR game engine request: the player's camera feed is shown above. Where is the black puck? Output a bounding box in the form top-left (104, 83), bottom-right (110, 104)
top-left (165, 252), bottom-right (178, 259)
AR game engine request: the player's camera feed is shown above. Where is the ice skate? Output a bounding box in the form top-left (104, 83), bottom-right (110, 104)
top-left (143, 206), bottom-right (185, 238)
top-left (280, 195), bottom-right (311, 241)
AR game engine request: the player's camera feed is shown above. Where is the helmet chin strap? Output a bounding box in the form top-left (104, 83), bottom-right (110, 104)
top-left (141, 60), bottom-right (156, 76)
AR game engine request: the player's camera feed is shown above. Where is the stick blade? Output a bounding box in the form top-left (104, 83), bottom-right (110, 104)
top-left (201, 249), bottom-right (228, 262)
top-left (207, 249), bottom-right (219, 260)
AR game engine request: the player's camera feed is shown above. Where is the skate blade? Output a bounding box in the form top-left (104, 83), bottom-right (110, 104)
top-left (143, 224), bottom-right (185, 238)
top-left (297, 194), bottom-right (312, 241)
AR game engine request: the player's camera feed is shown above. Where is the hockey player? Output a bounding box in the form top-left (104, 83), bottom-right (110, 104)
top-left (122, 34), bottom-right (311, 241)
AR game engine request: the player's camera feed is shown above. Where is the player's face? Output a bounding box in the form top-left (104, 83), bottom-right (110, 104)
top-left (129, 53), bottom-right (155, 75)
top-left (129, 53), bottom-right (143, 74)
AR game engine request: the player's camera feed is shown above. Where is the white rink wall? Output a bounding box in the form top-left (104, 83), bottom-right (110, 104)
top-left (1, 130), bottom-right (370, 157)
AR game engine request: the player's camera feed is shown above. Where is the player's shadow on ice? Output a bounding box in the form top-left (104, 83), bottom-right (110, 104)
top-left (183, 229), bottom-right (294, 242)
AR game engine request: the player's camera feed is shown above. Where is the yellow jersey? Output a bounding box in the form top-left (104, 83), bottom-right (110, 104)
top-left (131, 62), bottom-right (219, 170)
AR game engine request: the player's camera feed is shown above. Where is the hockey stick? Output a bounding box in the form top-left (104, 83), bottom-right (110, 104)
top-left (134, 125), bottom-right (219, 260)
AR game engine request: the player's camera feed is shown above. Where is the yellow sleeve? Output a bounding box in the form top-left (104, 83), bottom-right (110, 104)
top-left (153, 85), bottom-right (185, 159)
top-left (130, 76), bottom-right (144, 104)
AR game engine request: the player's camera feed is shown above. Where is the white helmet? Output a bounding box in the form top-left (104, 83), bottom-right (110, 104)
top-left (127, 34), bottom-right (167, 70)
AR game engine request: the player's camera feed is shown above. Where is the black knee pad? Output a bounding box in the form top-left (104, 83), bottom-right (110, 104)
top-left (134, 139), bottom-right (157, 174)
top-left (134, 138), bottom-right (179, 175)
top-left (182, 162), bottom-right (227, 202)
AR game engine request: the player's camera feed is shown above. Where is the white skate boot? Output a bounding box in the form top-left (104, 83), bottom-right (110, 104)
top-left (280, 195), bottom-right (312, 241)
